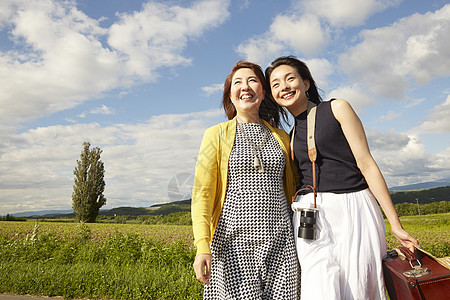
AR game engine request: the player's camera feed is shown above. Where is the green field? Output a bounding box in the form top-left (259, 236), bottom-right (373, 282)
top-left (0, 221), bottom-right (203, 299)
top-left (385, 213), bottom-right (450, 257)
top-left (0, 213), bottom-right (449, 299)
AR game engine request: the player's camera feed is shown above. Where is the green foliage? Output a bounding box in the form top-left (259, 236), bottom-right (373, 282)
top-left (0, 226), bottom-right (202, 299)
top-left (142, 211), bottom-right (192, 225)
top-left (387, 201), bottom-right (450, 217)
top-left (75, 222), bottom-right (92, 242)
top-left (114, 215), bottom-right (128, 224)
top-left (72, 141), bottom-right (107, 223)
top-left (96, 211), bottom-right (192, 225)
top-left (0, 214), bottom-right (26, 221)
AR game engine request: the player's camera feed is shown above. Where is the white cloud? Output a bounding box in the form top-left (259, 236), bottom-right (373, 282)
top-left (236, 13), bottom-right (328, 63)
top-left (237, 0), bottom-right (401, 65)
top-left (405, 98), bottom-right (425, 108)
top-left (270, 14), bottom-right (329, 56)
top-left (90, 105), bottom-right (115, 115)
top-left (238, 0), bottom-right (251, 11)
top-left (201, 83), bottom-right (223, 96)
top-left (367, 128), bottom-right (411, 152)
top-left (236, 0), bottom-right (401, 62)
top-left (380, 110), bottom-right (402, 121)
top-left (0, 0), bottom-right (231, 124)
top-left (0, 109), bottom-right (224, 215)
top-left (298, 0), bottom-right (400, 27)
top-left (428, 147), bottom-right (450, 171)
top-left (236, 35), bottom-right (284, 66)
top-left (0, 0), bottom-right (118, 123)
top-left (326, 85), bottom-right (377, 114)
top-left (108, 0), bottom-right (230, 78)
top-left (303, 58), bottom-right (334, 89)
top-left (410, 95), bottom-right (450, 134)
top-left (74, 104), bottom-right (114, 118)
top-left (0, 0), bottom-right (16, 27)
top-left (366, 128), bottom-right (450, 187)
top-left (339, 4), bottom-right (450, 99)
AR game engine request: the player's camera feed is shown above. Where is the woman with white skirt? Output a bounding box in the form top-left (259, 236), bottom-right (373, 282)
top-left (265, 56), bottom-right (419, 299)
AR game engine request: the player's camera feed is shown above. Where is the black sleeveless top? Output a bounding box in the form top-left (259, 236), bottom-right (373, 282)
top-left (293, 100), bottom-right (368, 193)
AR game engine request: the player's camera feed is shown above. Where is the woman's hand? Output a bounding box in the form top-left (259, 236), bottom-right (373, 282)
top-left (391, 225), bottom-right (420, 253)
top-left (193, 254), bottom-right (212, 285)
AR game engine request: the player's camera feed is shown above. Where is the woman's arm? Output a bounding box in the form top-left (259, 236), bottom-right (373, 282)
top-left (191, 127), bottom-right (219, 284)
top-left (331, 99), bottom-right (419, 252)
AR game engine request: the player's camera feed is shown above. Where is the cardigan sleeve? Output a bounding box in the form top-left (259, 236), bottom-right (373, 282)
top-left (280, 131), bottom-right (296, 204)
top-left (191, 126), bottom-right (219, 256)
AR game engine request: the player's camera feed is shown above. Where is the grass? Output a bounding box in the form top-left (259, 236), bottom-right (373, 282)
top-left (385, 213), bottom-right (450, 257)
top-left (0, 221), bottom-right (194, 246)
top-left (0, 222), bottom-right (202, 299)
top-left (0, 212), bottom-right (449, 299)
top-left (0, 246), bottom-right (202, 299)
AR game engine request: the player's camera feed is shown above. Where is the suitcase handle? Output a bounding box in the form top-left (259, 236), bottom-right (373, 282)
top-left (398, 247), bottom-right (416, 261)
top-left (398, 247), bottom-right (422, 268)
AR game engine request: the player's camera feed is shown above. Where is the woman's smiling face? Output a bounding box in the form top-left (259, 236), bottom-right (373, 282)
top-left (269, 64), bottom-right (310, 111)
top-left (229, 68), bottom-right (265, 116)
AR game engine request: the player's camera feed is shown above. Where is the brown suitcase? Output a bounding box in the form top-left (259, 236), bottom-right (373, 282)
top-left (383, 247), bottom-right (450, 300)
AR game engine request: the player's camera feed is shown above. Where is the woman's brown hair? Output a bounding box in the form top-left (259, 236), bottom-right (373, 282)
top-left (265, 56), bottom-right (322, 105)
top-left (222, 60), bottom-right (285, 127)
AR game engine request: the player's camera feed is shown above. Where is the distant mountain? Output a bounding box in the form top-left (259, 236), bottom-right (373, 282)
top-left (389, 178), bottom-right (450, 191)
top-left (99, 207), bottom-right (155, 217)
top-left (390, 186), bottom-right (449, 205)
top-left (144, 199), bottom-right (191, 216)
top-left (149, 199), bottom-right (191, 208)
top-left (14, 209), bottom-right (73, 217)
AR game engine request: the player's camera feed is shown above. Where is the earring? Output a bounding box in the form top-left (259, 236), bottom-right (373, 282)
top-left (306, 90), bottom-right (310, 100)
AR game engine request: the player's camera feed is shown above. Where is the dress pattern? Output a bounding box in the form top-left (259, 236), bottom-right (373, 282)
top-left (204, 123), bottom-right (300, 299)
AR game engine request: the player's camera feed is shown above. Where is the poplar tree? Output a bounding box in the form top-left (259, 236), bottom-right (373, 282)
top-left (72, 142), bottom-right (107, 222)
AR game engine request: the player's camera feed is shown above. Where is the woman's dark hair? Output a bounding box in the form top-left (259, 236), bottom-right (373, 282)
top-left (265, 56), bottom-right (322, 105)
top-left (222, 60), bottom-right (286, 127)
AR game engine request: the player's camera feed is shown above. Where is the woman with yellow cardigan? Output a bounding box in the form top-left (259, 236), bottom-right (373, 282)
top-left (192, 61), bottom-right (300, 299)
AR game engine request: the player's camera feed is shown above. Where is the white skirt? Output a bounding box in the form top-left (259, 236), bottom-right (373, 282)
top-left (292, 189), bottom-right (387, 300)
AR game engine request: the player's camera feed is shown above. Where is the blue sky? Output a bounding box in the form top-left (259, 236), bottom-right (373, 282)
top-left (0, 0), bottom-right (449, 215)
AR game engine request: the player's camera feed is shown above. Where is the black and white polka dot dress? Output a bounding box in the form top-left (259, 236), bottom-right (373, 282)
top-left (204, 123), bottom-right (300, 299)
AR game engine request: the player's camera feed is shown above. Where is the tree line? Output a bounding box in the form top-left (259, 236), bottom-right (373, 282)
top-left (392, 201), bottom-right (449, 217)
top-left (0, 214), bottom-right (27, 222)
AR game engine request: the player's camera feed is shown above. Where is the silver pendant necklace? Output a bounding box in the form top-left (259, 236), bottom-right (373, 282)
top-left (236, 119), bottom-right (267, 173)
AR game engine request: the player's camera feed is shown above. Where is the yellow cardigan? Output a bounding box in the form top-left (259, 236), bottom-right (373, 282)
top-left (191, 117), bottom-right (297, 256)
